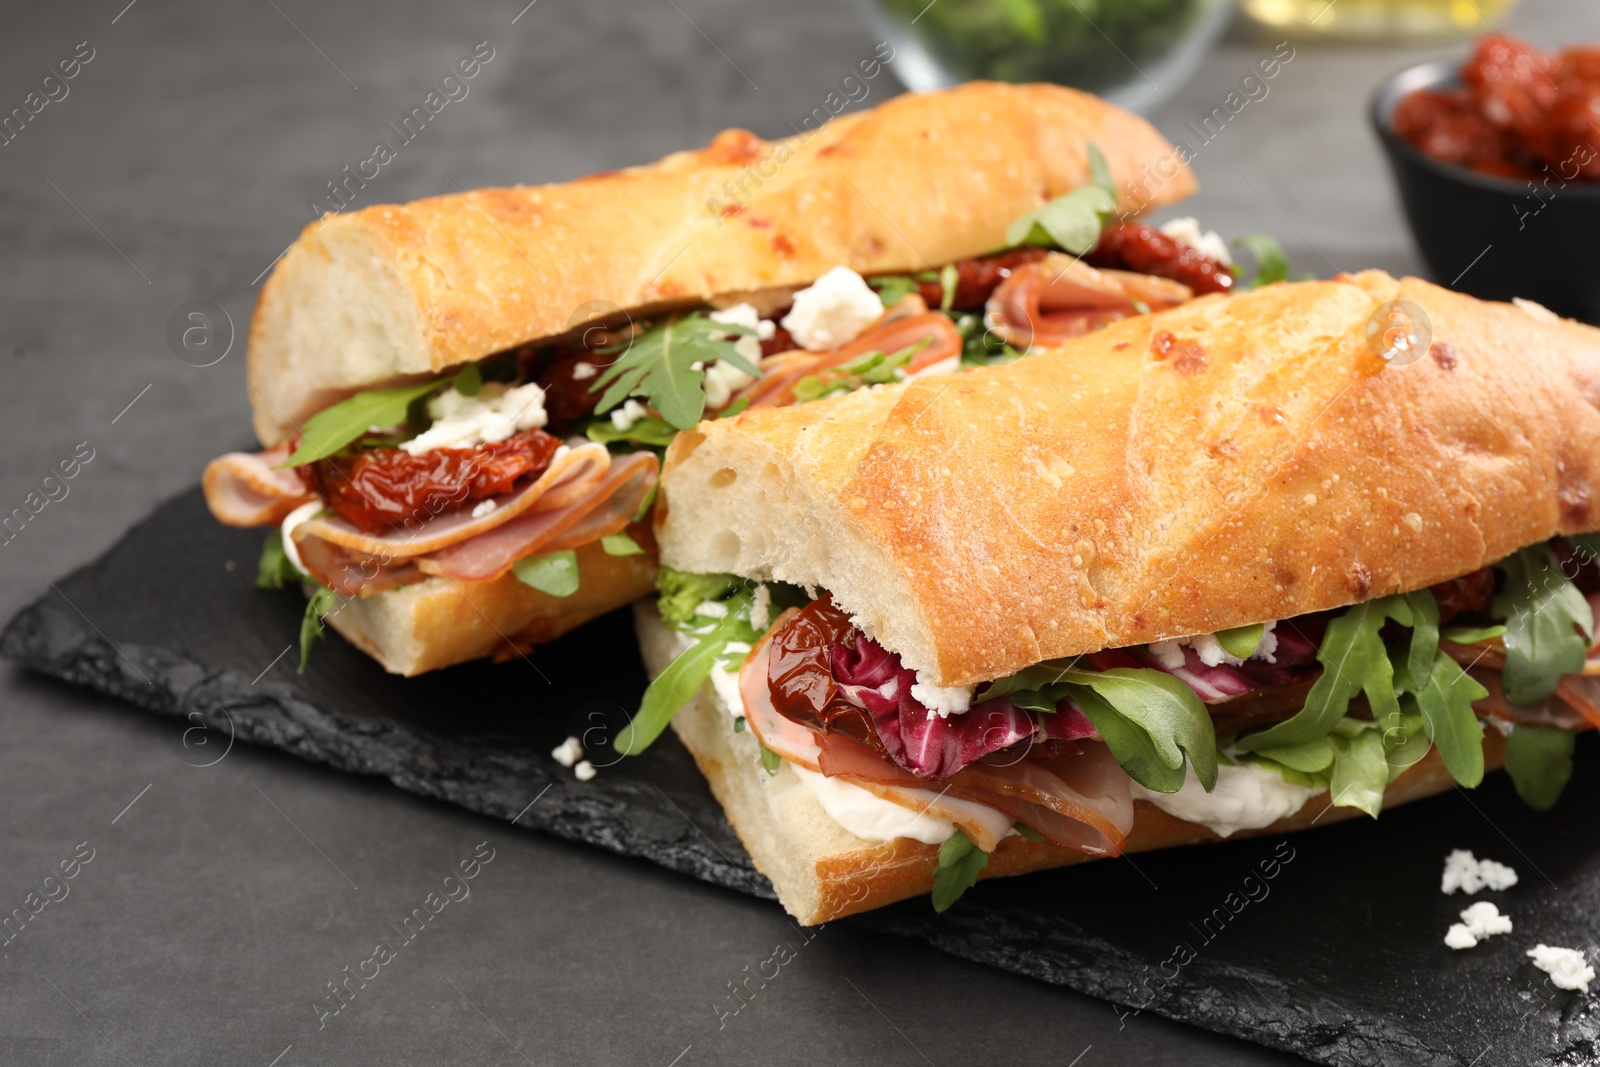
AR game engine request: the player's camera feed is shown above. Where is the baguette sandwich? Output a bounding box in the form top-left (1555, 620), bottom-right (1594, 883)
top-left (200, 80), bottom-right (1213, 675)
top-left (624, 271), bottom-right (1600, 923)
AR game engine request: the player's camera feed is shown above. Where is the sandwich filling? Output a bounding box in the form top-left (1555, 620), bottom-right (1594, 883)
top-left (627, 537), bottom-right (1600, 910)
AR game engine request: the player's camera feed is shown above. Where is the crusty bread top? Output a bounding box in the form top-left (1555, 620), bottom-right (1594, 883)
top-left (247, 81), bottom-right (1194, 445)
top-left (656, 272), bottom-right (1600, 686)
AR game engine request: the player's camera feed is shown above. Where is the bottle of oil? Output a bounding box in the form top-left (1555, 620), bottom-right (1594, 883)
top-left (1242, 0), bottom-right (1520, 38)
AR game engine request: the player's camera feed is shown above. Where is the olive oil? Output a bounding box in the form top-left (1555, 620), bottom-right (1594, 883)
top-left (1242, 0), bottom-right (1520, 39)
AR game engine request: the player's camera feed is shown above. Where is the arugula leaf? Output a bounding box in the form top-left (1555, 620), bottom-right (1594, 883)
top-left (931, 829), bottom-right (990, 913)
top-left (1070, 687), bottom-right (1187, 793)
top-left (758, 740), bottom-right (782, 776)
top-left (584, 415), bottom-right (678, 448)
top-left (616, 599), bottom-right (752, 755)
top-left (1235, 595), bottom-right (1416, 752)
top-left (279, 363), bottom-right (485, 468)
top-left (657, 567), bottom-right (740, 628)
top-left (1250, 737), bottom-right (1334, 774)
top-left (1004, 184), bottom-right (1116, 255)
top-left (1215, 623), bottom-right (1264, 661)
top-left (591, 314), bottom-right (756, 430)
top-left (255, 530), bottom-right (301, 591)
top-left (601, 532), bottom-right (644, 557)
top-left (1231, 234), bottom-right (1291, 289)
top-left (512, 550), bottom-right (581, 597)
top-left (1012, 822), bottom-right (1046, 842)
top-left (868, 273), bottom-right (928, 307)
top-left (1400, 590), bottom-right (1441, 693)
top-left (633, 481), bottom-right (659, 523)
top-left (937, 263), bottom-right (958, 312)
top-left (1327, 724), bottom-right (1390, 818)
top-left (298, 585), bottom-right (340, 673)
top-left (1412, 651), bottom-right (1487, 787)
top-left (1059, 666), bottom-right (1217, 791)
top-left (718, 398), bottom-right (750, 419)
top-left (791, 341), bottom-right (926, 404)
top-left (1495, 543), bottom-right (1594, 704)
top-left (1442, 624), bottom-right (1506, 644)
top-left (1503, 724), bottom-right (1577, 811)
top-left (1087, 141), bottom-right (1116, 199)
top-left (1567, 532), bottom-right (1600, 558)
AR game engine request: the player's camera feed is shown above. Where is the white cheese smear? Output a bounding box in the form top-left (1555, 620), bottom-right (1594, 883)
top-left (1130, 763), bottom-right (1318, 838)
top-left (278, 500), bottom-right (323, 577)
top-left (401, 381), bottom-right (548, 455)
top-left (780, 267), bottom-right (884, 351)
top-left (790, 765), bottom-right (955, 845)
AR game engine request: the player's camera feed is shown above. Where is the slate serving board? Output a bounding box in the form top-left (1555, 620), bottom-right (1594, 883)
top-left (6, 487), bottom-right (1599, 1067)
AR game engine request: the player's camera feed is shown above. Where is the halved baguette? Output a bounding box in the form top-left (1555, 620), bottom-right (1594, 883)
top-left (656, 272), bottom-right (1600, 687)
top-left (247, 81), bottom-right (1195, 445)
top-left (638, 603), bottom-right (1503, 925)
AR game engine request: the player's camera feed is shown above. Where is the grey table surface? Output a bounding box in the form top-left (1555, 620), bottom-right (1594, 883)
top-left (2, 1), bottom-right (1595, 1064)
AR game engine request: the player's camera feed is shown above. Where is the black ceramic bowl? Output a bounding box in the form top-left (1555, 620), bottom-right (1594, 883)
top-left (1371, 59), bottom-right (1600, 325)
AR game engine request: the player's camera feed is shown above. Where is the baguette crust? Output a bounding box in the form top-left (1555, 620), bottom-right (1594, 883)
top-left (638, 604), bottom-right (1506, 924)
top-left (326, 537), bottom-right (655, 676)
top-left (658, 273), bottom-right (1600, 685)
top-left (248, 82), bottom-right (1194, 444)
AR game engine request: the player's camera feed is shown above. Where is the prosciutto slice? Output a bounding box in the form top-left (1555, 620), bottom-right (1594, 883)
top-left (985, 254), bottom-right (1192, 350)
top-left (296, 444), bottom-right (612, 559)
top-left (736, 310), bottom-right (964, 408)
top-left (416, 451), bottom-right (658, 581)
top-left (202, 446), bottom-right (316, 526)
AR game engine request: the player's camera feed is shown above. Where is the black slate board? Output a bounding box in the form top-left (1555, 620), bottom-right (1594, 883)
top-left (7, 488), bottom-right (1600, 1067)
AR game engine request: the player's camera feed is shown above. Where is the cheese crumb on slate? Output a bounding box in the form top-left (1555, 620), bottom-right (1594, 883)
top-left (574, 760), bottom-right (597, 782)
top-left (1441, 849), bottom-right (1518, 894)
top-left (1445, 901), bottom-right (1513, 950)
top-left (551, 736), bottom-right (584, 768)
top-left (1526, 945), bottom-right (1596, 992)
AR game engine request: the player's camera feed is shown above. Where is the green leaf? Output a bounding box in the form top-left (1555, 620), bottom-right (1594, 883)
top-left (938, 263), bottom-right (958, 312)
top-left (584, 415), bottom-right (678, 448)
top-left (1381, 707), bottom-right (1433, 777)
top-left (1232, 234), bottom-right (1291, 289)
top-left (656, 567), bottom-right (740, 629)
top-left (1236, 596), bottom-right (1414, 752)
top-left (1503, 724), bottom-right (1577, 811)
top-left (255, 529), bottom-right (302, 591)
top-left (1495, 543), bottom-right (1594, 704)
top-left (616, 600), bottom-right (751, 755)
top-left (931, 829), bottom-right (990, 913)
top-left (450, 361), bottom-right (482, 397)
top-left (1003, 185), bottom-right (1116, 255)
top-left (591, 314), bottom-right (755, 430)
top-left (1087, 141), bottom-right (1116, 199)
top-left (1566, 532), bottom-right (1600, 558)
top-left (298, 585), bottom-right (340, 673)
top-left (1250, 737), bottom-right (1334, 774)
top-left (758, 740), bottom-right (782, 776)
top-left (733, 715), bottom-right (746, 733)
top-left (1215, 623), bottom-right (1264, 661)
top-left (1412, 650), bottom-right (1487, 787)
top-left (995, 0), bottom-right (1045, 42)
top-left (512, 550), bottom-right (581, 597)
top-left (718, 398), bottom-right (750, 419)
top-left (869, 274), bottom-right (923, 307)
top-left (1069, 687), bottom-right (1186, 793)
top-left (601, 532), bottom-right (644, 557)
top-left (1059, 666), bottom-right (1217, 791)
top-left (633, 481), bottom-right (659, 524)
top-left (1400, 590), bottom-right (1441, 694)
top-left (1442, 624), bottom-right (1506, 644)
top-left (1012, 822), bottom-right (1046, 842)
top-left (1328, 726), bottom-right (1389, 818)
top-left (281, 379), bottom-right (447, 467)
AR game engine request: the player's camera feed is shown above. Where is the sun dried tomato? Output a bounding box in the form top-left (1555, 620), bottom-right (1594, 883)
top-left (766, 594), bottom-right (877, 745)
top-left (906, 248), bottom-right (1051, 311)
top-left (314, 429), bottom-right (561, 534)
top-left (1087, 223), bottom-right (1233, 295)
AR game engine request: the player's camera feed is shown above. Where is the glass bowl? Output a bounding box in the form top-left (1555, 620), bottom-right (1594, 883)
top-left (858, 0), bottom-right (1237, 114)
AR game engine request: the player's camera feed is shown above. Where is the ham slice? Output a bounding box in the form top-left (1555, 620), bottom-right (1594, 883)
top-left (294, 535), bottom-right (428, 598)
top-left (417, 451), bottom-right (658, 581)
top-left (296, 443), bottom-right (612, 559)
top-left (202, 446), bottom-right (316, 527)
top-left (986, 254), bottom-right (1192, 350)
top-left (737, 311), bottom-right (964, 408)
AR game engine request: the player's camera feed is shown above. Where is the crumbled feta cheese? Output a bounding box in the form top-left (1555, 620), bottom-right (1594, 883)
top-left (702, 358), bottom-right (757, 408)
top-left (610, 398), bottom-right (650, 432)
top-left (1513, 297), bottom-right (1560, 323)
top-left (551, 735), bottom-right (584, 768)
top-left (401, 381), bottom-right (548, 455)
top-left (570, 361), bottom-right (598, 381)
top-left (1454, 901), bottom-right (1513, 946)
top-left (1159, 217), bottom-right (1232, 266)
top-left (1441, 849), bottom-right (1519, 894)
top-left (574, 760), bottom-right (597, 782)
top-left (695, 600), bottom-right (729, 619)
top-left (471, 499), bottom-right (497, 519)
top-left (279, 500), bottom-right (323, 577)
top-left (780, 267), bottom-right (884, 351)
top-left (1445, 924), bottom-right (1479, 950)
top-left (709, 302), bottom-right (777, 365)
top-left (1148, 621), bottom-right (1278, 670)
top-left (910, 671), bottom-right (975, 718)
top-left (1527, 944), bottom-right (1595, 992)
top-left (749, 584), bottom-right (772, 630)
